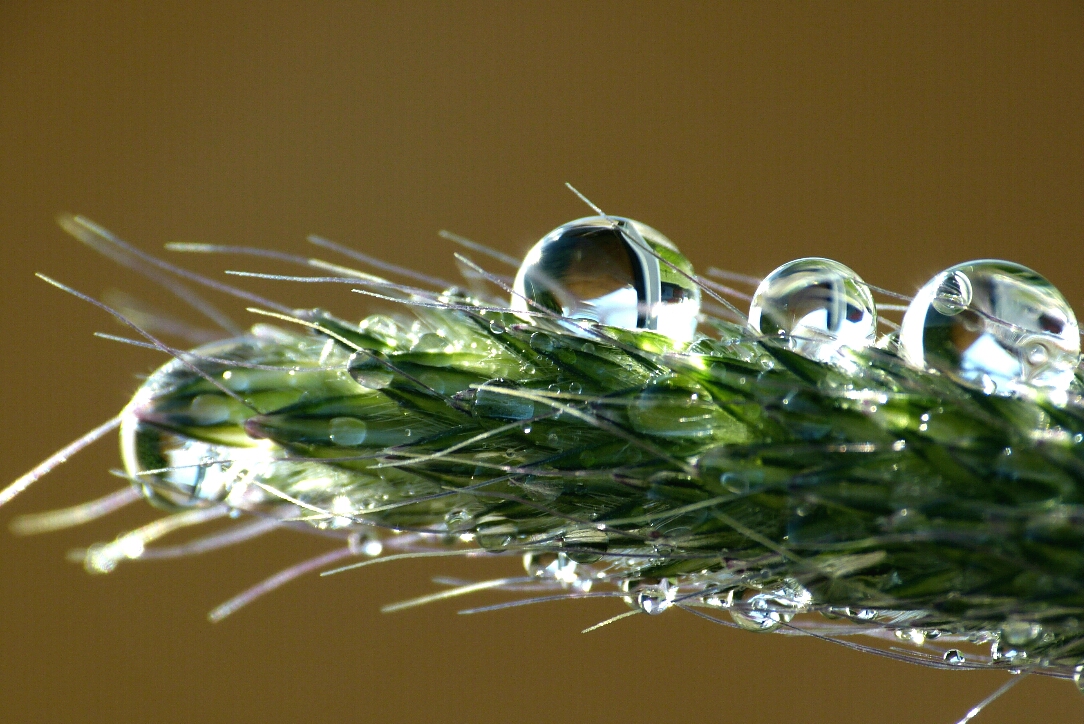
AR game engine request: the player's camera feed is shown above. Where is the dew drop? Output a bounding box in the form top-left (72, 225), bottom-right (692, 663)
top-left (894, 628), bottom-right (926, 646)
top-left (444, 509), bottom-right (474, 532)
top-left (476, 523), bottom-right (516, 551)
top-left (748, 258), bottom-right (877, 364)
top-left (348, 353), bottom-right (394, 389)
top-left (729, 594), bottom-right (789, 631)
top-left (530, 333), bottom-right (554, 353)
top-left (1001, 620), bottom-right (1042, 646)
top-left (634, 583), bottom-right (673, 615)
top-left (511, 216), bottom-right (701, 343)
top-left (329, 417), bottom-right (368, 446)
top-left (900, 260), bottom-right (1080, 397)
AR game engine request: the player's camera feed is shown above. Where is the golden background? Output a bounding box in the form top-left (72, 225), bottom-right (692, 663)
top-left (1, 3), bottom-right (1082, 722)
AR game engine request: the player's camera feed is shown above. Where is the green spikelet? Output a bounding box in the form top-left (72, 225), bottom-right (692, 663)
top-left (119, 294), bottom-right (1084, 677)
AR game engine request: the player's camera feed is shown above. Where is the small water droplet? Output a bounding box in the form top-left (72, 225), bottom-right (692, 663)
top-left (944, 649), bottom-right (965, 665)
top-left (476, 523), bottom-right (516, 551)
top-left (329, 417), bottom-right (368, 446)
top-left (530, 333), bottom-right (554, 353)
top-left (635, 583), bottom-right (673, 615)
top-left (348, 354), bottom-right (395, 389)
top-left (729, 593), bottom-right (790, 632)
top-left (701, 590), bottom-right (735, 609)
top-left (489, 320), bottom-right (506, 334)
top-left (444, 509), bottom-right (474, 531)
top-left (894, 628), bottom-right (926, 646)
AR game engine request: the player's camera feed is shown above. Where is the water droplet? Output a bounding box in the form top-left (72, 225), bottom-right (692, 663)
top-left (900, 260), bottom-right (1080, 397)
top-left (476, 523), bottom-right (517, 551)
top-left (894, 628), bottom-right (926, 646)
top-left (121, 419), bottom-right (261, 508)
top-left (773, 578), bottom-right (813, 608)
top-left (511, 216), bottom-right (701, 343)
top-left (990, 640), bottom-right (1027, 662)
top-left (701, 590), bottom-right (735, 608)
top-left (489, 320), bottom-right (506, 334)
top-left (1074, 665), bottom-right (1084, 693)
top-left (348, 353), bottom-right (394, 389)
top-left (1001, 620), bottom-right (1042, 645)
top-left (944, 649), bottom-right (965, 665)
top-left (729, 592), bottom-right (791, 631)
top-left (634, 582), bottom-right (674, 615)
top-left (530, 333), bottom-right (554, 353)
top-left (413, 332), bottom-right (448, 351)
top-left (417, 372), bottom-right (446, 394)
top-left (522, 551), bottom-right (556, 576)
top-left (444, 509), bottom-right (475, 531)
top-left (844, 607), bottom-right (878, 621)
top-left (361, 538), bottom-right (383, 556)
top-left (748, 258), bottom-right (877, 364)
top-left (329, 417), bottom-right (368, 446)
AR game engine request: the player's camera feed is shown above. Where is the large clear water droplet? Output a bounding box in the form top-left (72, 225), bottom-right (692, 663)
top-left (900, 260), bottom-right (1080, 397)
top-left (511, 216), bottom-right (701, 344)
top-left (748, 258), bottom-right (877, 363)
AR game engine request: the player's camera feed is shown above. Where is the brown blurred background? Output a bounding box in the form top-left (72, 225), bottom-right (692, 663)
top-left (1, 3), bottom-right (1082, 723)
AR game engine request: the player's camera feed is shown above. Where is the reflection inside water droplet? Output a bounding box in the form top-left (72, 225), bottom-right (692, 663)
top-left (900, 260), bottom-right (1080, 397)
top-left (748, 258), bottom-right (877, 364)
top-left (511, 216), bottom-right (701, 343)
